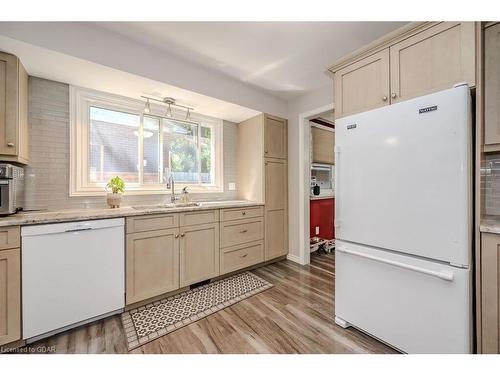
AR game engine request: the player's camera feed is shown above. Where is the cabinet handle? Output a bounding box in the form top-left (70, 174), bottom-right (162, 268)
top-left (391, 93), bottom-right (397, 99)
top-left (180, 233), bottom-right (185, 238)
top-left (239, 229), bottom-right (248, 234)
top-left (6, 142), bottom-right (14, 147)
top-left (382, 96), bottom-right (388, 102)
top-left (175, 234), bottom-right (179, 238)
top-left (264, 149), bottom-right (268, 154)
top-left (242, 212), bottom-right (246, 216)
top-left (240, 253), bottom-right (248, 258)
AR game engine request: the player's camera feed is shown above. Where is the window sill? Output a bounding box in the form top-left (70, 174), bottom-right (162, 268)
top-left (69, 186), bottom-right (224, 197)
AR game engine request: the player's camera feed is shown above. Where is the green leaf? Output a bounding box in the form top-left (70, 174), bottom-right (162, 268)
top-left (106, 176), bottom-right (125, 194)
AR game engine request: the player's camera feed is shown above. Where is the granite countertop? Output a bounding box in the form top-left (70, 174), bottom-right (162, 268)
top-left (0, 200), bottom-right (264, 227)
top-left (480, 216), bottom-right (500, 235)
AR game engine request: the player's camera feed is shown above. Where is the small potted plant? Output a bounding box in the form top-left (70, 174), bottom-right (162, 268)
top-left (106, 176), bottom-right (125, 208)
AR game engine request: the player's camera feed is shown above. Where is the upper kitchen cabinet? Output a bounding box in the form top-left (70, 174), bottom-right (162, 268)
top-left (390, 22), bottom-right (475, 103)
top-left (312, 126), bottom-right (335, 164)
top-left (333, 49), bottom-right (390, 119)
top-left (264, 114), bottom-right (287, 159)
top-left (485, 22), bottom-right (500, 152)
top-left (0, 52), bottom-right (29, 164)
top-left (329, 22), bottom-right (476, 119)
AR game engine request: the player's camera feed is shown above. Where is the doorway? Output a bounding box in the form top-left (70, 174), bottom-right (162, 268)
top-left (296, 104), bottom-right (334, 265)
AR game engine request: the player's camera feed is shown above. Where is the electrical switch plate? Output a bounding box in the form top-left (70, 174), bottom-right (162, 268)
top-left (315, 227), bottom-right (320, 235)
top-left (228, 182), bottom-right (236, 191)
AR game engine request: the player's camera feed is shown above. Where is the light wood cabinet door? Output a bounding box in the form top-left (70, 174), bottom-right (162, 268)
top-left (312, 126), bottom-right (335, 164)
top-left (0, 52), bottom-right (28, 163)
top-left (179, 222), bottom-right (219, 287)
top-left (334, 49), bottom-right (390, 119)
top-left (264, 115), bottom-right (287, 159)
top-left (390, 22), bottom-right (475, 103)
top-left (126, 229), bottom-right (180, 305)
top-left (265, 159), bottom-right (288, 260)
top-left (265, 158), bottom-right (287, 210)
top-left (481, 233), bottom-right (500, 353)
top-left (485, 23), bottom-right (500, 149)
top-left (265, 209), bottom-right (287, 260)
top-left (0, 248), bottom-right (21, 346)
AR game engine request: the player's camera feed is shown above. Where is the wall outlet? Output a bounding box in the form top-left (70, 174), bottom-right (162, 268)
top-left (228, 182), bottom-right (236, 191)
top-left (315, 227), bottom-right (320, 235)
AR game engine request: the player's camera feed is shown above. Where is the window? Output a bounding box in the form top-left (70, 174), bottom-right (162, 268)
top-left (70, 87), bottom-right (223, 196)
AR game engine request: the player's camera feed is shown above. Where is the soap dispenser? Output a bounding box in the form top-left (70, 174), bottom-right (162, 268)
top-left (180, 186), bottom-right (190, 204)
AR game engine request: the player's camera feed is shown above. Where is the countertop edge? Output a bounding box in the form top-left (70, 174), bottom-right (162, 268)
top-left (0, 201), bottom-right (264, 227)
top-left (309, 195), bottom-right (335, 200)
top-left (480, 216), bottom-right (500, 235)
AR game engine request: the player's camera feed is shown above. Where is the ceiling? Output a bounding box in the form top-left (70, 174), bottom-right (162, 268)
top-left (0, 35), bottom-right (260, 123)
top-left (96, 22), bottom-right (408, 100)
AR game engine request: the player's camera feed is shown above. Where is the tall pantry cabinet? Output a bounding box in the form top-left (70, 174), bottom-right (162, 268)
top-left (238, 114), bottom-right (288, 261)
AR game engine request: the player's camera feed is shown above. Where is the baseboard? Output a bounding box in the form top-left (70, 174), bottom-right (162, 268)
top-left (286, 253), bottom-right (305, 265)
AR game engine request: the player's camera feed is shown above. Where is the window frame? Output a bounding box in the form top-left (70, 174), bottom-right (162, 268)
top-left (70, 86), bottom-right (224, 196)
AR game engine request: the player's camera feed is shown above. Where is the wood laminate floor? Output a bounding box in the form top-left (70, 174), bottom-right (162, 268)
top-left (26, 252), bottom-right (397, 354)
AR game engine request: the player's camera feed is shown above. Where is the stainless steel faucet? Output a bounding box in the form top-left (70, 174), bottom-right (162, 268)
top-left (166, 174), bottom-right (177, 203)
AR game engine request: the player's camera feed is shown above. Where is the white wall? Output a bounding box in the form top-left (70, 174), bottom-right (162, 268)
top-left (286, 84), bottom-right (334, 262)
top-left (0, 22), bottom-right (287, 118)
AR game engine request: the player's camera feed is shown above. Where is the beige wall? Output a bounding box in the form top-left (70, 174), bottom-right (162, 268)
top-left (24, 77), bottom-right (239, 210)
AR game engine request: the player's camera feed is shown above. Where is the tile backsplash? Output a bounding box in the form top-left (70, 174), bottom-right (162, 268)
top-left (24, 77), bottom-right (239, 211)
top-left (482, 153), bottom-right (500, 216)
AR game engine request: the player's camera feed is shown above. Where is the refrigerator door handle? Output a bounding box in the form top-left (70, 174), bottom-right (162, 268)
top-left (336, 246), bottom-right (454, 282)
top-left (334, 145), bottom-right (341, 229)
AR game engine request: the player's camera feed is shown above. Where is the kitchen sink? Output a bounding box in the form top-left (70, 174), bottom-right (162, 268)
top-left (132, 202), bottom-right (201, 210)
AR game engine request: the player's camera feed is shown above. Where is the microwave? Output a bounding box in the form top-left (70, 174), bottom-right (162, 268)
top-left (0, 163), bottom-right (24, 215)
top-left (311, 163), bottom-right (334, 192)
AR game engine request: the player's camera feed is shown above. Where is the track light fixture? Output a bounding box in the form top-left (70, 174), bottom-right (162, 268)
top-left (140, 95), bottom-right (194, 123)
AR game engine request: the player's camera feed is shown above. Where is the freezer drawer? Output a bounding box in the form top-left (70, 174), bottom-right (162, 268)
top-left (335, 240), bottom-right (472, 353)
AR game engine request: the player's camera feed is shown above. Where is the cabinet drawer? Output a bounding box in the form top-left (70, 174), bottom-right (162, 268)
top-left (0, 226), bottom-right (20, 250)
top-left (126, 214), bottom-right (179, 234)
top-left (220, 241), bottom-right (264, 275)
top-left (220, 206), bottom-right (263, 222)
top-left (179, 210), bottom-right (219, 226)
top-left (220, 217), bottom-right (264, 248)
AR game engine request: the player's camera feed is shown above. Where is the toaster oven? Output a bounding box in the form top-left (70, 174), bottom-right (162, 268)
top-left (0, 163), bottom-right (24, 215)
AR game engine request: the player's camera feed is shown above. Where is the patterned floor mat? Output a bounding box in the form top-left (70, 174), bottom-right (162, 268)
top-left (121, 271), bottom-right (273, 350)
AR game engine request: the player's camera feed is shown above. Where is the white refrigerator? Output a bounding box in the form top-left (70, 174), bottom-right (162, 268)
top-left (334, 85), bottom-right (472, 354)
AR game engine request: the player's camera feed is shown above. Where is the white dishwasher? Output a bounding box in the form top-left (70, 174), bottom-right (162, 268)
top-left (22, 218), bottom-right (125, 341)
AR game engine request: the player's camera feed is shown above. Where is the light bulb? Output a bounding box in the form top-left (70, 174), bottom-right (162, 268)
top-left (144, 98), bottom-right (151, 114)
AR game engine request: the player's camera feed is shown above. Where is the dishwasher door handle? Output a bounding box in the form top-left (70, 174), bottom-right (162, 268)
top-left (65, 225), bottom-right (94, 233)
